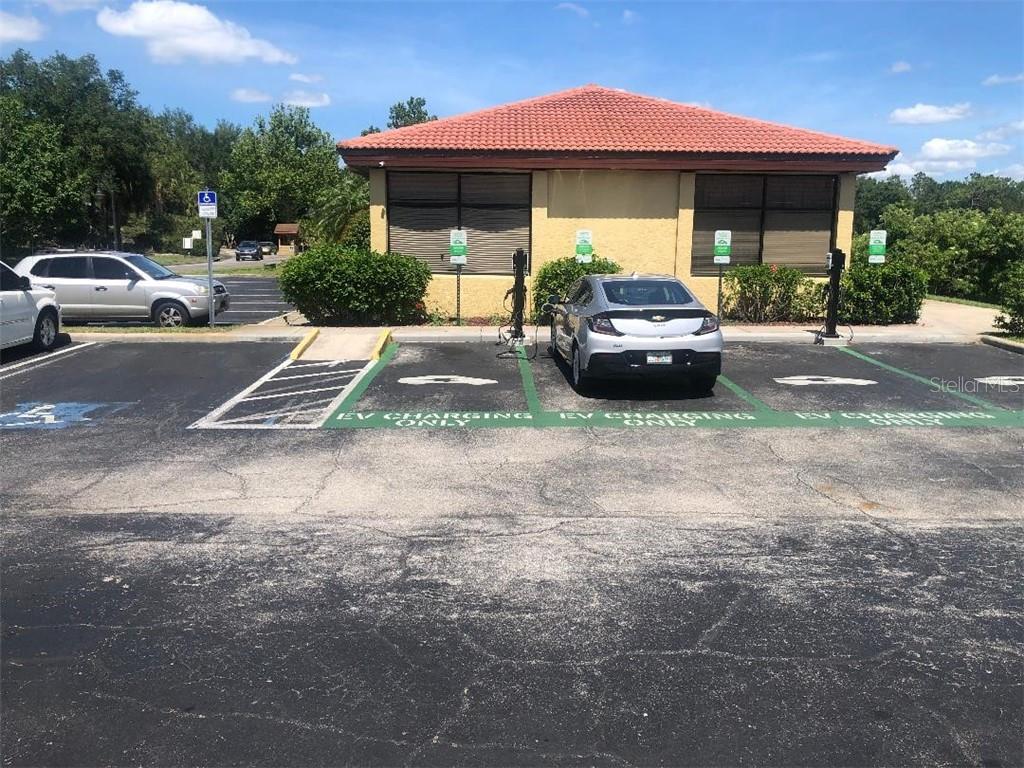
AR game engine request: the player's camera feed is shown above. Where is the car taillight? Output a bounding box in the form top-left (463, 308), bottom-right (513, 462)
top-left (587, 314), bottom-right (623, 336)
top-left (694, 315), bottom-right (720, 335)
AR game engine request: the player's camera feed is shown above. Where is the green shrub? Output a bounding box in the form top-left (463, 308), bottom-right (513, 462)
top-left (995, 260), bottom-right (1024, 336)
top-left (279, 245), bottom-right (431, 325)
top-left (722, 264), bottom-right (819, 322)
top-left (339, 208), bottom-right (371, 250)
top-left (531, 255), bottom-right (621, 319)
top-left (839, 256), bottom-right (927, 324)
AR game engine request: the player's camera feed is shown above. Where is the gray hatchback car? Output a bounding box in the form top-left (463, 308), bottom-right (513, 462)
top-left (545, 273), bottom-right (724, 392)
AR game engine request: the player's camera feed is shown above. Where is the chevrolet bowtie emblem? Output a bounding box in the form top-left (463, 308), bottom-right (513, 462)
top-left (651, 315), bottom-right (667, 322)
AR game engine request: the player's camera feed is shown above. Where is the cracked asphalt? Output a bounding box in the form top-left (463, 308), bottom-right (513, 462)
top-left (1, 341), bottom-right (1022, 767)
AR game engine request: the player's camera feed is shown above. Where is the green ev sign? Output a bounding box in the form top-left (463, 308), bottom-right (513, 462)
top-left (713, 230), bottom-right (732, 265)
top-left (869, 229), bottom-right (887, 264)
top-left (575, 229), bottom-right (593, 263)
top-left (449, 229), bottom-right (468, 264)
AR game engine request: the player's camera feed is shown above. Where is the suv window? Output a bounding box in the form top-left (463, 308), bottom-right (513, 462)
top-left (1, 264), bottom-right (20, 291)
top-left (93, 257), bottom-right (133, 280)
top-left (30, 258), bottom-right (52, 277)
top-left (48, 257), bottom-right (89, 279)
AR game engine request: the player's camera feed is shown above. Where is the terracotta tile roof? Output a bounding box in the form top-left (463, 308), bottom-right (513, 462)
top-left (337, 85), bottom-right (897, 158)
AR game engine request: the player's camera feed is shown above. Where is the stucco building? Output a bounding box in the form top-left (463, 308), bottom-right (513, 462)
top-left (337, 85), bottom-right (897, 315)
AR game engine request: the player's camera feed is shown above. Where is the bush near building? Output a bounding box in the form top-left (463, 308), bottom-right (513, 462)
top-left (839, 255), bottom-right (928, 325)
top-left (994, 261), bottom-right (1024, 336)
top-left (722, 265), bottom-right (822, 323)
top-left (531, 255), bottom-right (621, 320)
top-left (279, 245), bottom-right (431, 325)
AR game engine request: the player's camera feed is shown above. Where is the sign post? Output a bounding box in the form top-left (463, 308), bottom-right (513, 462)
top-left (449, 229), bottom-right (468, 326)
top-left (197, 190), bottom-right (218, 327)
top-left (713, 229), bottom-right (732, 318)
top-left (575, 230), bottom-right (593, 264)
top-left (868, 229), bottom-right (887, 264)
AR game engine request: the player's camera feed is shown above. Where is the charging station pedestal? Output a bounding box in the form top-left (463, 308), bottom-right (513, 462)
top-left (817, 247), bottom-right (848, 346)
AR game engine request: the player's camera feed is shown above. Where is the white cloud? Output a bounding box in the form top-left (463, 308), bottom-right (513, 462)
top-left (983, 72), bottom-right (1024, 86)
top-left (230, 87), bottom-right (271, 103)
top-left (995, 163), bottom-right (1024, 180)
top-left (889, 102), bottom-right (971, 124)
top-left (622, 9), bottom-right (636, 24)
top-left (889, 61), bottom-right (911, 74)
top-left (289, 73), bottom-right (322, 83)
top-left (0, 10), bottom-right (45, 42)
top-left (555, 2), bottom-right (589, 18)
top-left (283, 90), bottom-right (330, 108)
top-left (96, 1), bottom-right (296, 65)
top-left (977, 120), bottom-right (1024, 141)
top-left (920, 138), bottom-right (1012, 160)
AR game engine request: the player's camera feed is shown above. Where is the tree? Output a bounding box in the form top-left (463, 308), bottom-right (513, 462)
top-left (304, 170), bottom-right (369, 244)
top-left (220, 105), bottom-right (342, 238)
top-left (360, 125), bottom-right (381, 136)
top-left (854, 176), bottom-right (912, 232)
top-left (0, 95), bottom-right (88, 251)
top-left (387, 96), bottom-right (436, 129)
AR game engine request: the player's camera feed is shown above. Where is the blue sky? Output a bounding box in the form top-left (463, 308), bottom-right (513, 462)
top-left (2, 0), bottom-right (1022, 178)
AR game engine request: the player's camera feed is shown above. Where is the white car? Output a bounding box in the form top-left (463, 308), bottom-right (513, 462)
top-left (15, 251), bottom-right (230, 327)
top-left (0, 262), bottom-right (61, 352)
top-left (545, 273), bottom-right (724, 392)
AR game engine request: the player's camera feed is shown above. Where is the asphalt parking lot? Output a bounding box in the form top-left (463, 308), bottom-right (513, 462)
top-left (1, 339), bottom-right (1021, 766)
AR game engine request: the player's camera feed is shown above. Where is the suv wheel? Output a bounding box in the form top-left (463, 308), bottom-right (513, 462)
top-left (32, 309), bottom-right (59, 351)
top-left (154, 300), bottom-right (190, 328)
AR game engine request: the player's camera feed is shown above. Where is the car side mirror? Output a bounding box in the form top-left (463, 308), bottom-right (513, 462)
top-left (18, 275), bottom-right (31, 290)
top-left (124, 271), bottom-right (137, 281)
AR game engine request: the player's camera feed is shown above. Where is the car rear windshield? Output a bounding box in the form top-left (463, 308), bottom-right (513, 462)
top-left (123, 254), bottom-right (177, 280)
top-left (601, 280), bottom-right (693, 306)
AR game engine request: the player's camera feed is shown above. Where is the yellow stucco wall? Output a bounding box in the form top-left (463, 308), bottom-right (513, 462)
top-left (369, 168), bottom-right (857, 318)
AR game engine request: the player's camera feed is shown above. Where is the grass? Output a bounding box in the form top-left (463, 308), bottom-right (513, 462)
top-left (926, 294), bottom-right (1002, 310)
top-left (150, 252), bottom-right (218, 266)
top-left (176, 264), bottom-right (279, 278)
top-left (64, 324), bottom-right (240, 334)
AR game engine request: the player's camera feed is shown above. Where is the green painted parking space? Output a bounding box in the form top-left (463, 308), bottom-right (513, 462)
top-left (325, 342), bottom-right (1024, 431)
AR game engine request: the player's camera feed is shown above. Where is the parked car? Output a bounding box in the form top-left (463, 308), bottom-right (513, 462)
top-left (544, 273), bottom-right (723, 392)
top-left (258, 241), bottom-right (277, 257)
top-left (14, 252), bottom-right (229, 328)
top-left (0, 262), bottom-right (61, 351)
top-left (235, 241), bottom-right (262, 261)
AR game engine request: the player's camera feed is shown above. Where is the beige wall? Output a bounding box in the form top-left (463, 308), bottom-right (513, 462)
top-left (368, 168), bottom-right (856, 318)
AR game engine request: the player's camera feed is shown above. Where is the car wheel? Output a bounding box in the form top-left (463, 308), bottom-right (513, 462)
top-left (235, 255), bottom-right (240, 261)
top-left (32, 309), bottom-right (59, 351)
top-left (154, 300), bottom-right (190, 328)
top-left (571, 343), bottom-right (590, 393)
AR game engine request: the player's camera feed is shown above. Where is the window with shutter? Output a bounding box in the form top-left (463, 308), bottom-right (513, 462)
top-left (387, 172), bottom-right (531, 275)
top-left (691, 174), bottom-right (836, 276)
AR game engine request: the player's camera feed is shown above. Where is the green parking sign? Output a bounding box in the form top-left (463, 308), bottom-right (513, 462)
top-left (713, 230), bottom-right (732, 264)
top-left (868, 229), bottom-right (887, 264)
top-left (449, 229), bottom-right (467, 264)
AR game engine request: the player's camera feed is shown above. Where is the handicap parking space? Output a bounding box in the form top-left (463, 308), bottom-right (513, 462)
top-left (0, 341), bottom-right (292, 430)
top-left (530, 345), bottom-right (748, 412)
top-left (353, 343), bottom-right (529, 413)
top-left (853, 342), bottom-right (1024, 411)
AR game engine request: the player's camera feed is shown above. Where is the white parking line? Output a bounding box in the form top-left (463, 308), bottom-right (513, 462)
top-left (0, 343), bottom-right (98, 381)
top-left (240, 384), bottom-right (349, 403)
top-left (188, 357), bottom-right (292, 428)
top-left (270, 369), bottom-right (363, 382)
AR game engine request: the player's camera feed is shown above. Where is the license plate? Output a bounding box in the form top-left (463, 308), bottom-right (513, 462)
top-left (646, 352), bottom-right (673, 365)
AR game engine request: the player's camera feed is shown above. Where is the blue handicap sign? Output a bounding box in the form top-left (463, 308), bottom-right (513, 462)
top-left (0, 401), bottom-right (133, 430)
top-left (197, 190), bottom-right (217, 206)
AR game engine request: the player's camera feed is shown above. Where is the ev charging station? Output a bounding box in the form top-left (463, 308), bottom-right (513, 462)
top-left (816, 229), bottom-right (886, 345)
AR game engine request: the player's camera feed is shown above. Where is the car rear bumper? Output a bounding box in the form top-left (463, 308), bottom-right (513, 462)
top-left (586, 349), bottom-right (722, 379)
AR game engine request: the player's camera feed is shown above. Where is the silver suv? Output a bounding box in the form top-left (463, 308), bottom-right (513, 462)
top-left (15, 251), bottom-right (229, 327)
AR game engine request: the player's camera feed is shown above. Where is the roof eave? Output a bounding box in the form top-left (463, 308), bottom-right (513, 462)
top-left (337, 148), bottom-right (897, 174)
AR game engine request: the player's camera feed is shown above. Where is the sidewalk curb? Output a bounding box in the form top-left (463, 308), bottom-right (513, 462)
top-left (290, 328), bottom-right (320, 360)
top-left (980, 335), bottom-right (1024, 355)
